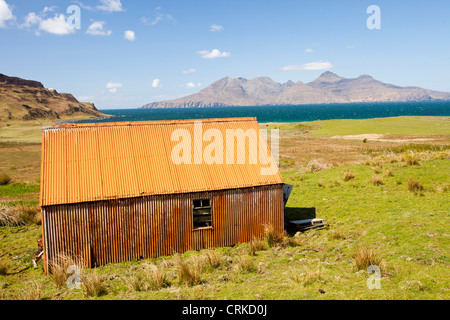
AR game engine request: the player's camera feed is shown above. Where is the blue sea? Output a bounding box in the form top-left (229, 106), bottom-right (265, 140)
top-left (74, 101), bottom-right (450, 124)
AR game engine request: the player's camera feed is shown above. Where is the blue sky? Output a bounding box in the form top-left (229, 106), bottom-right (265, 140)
top-left (1, 0), bottom-right (449, 109)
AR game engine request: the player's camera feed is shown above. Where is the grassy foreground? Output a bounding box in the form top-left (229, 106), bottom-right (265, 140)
top-left (0, 116), bottom-right (449, 300)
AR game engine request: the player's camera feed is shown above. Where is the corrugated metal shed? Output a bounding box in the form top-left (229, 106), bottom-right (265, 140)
top-left (40, 117), bottom-right (285, 272)
top-left (40, 117), bottom-right (282, 206)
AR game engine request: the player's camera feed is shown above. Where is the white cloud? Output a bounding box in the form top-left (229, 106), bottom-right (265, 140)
top-left (86, 21), bottom-right (112, 36)
top-left (73, 1), bottom-right (95, 11)
top-left (280, 61), bottom-right (333, 71)
top-left (183, 82), bottom-right (201, 88)
top-left (198, 49), bottom-right (230, 59)
top-left (39, 14), bottom-right (75, 35)
top-left (21, 9), bottom-right (76, 36)
top-left (305, 48), bottom-right (314, 53)
top-left (96, 0), bottom-right (124, 12)
top-left (0, 0), bottom-right (15, 28)
top-left (152, 79), bottom-right (162, 88)
top-left (346, 44), bottom-right (357, 49)
top-left (182, 68), bottom-right (196, 74)
top-left (124, 30), bottom-right (135, 41)
top-left (43, 6), bottom-right (56, 13)
top-left (210, 24), bottom-right (223, 32)
top-left (23, 12), bottom-right (40, 28)
top-left (141, 7), bottom-right (176, 26)
top-left (106, 81), bottom-right (122, 93)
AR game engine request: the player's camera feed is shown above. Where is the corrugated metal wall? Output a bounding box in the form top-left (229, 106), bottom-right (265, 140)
top-left (42, 184), bottom-right (284, 272)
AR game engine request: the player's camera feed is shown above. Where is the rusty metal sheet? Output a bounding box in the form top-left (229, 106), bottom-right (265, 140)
top-left (40, 117), bottom-right (283, 206)
top-left (42, 185), bottom-right (284, 271)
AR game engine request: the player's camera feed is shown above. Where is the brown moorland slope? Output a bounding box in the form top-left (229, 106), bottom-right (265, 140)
top-left (0, 73), bottom-right (105, 121)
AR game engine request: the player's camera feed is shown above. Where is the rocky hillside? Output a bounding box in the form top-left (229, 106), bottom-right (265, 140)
top-left (0, 73), bottom-right (105, 121)
top-left (142, 72), bottom-right (450, 108)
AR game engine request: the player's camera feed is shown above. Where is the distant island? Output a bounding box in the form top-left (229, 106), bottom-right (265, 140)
top-left (0, 73), bottom-right (105, 121)
top-left (142, 72), bottom-right (450, 109)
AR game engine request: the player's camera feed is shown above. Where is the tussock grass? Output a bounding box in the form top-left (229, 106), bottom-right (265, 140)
top-left (125, 274), bottom-right (148, 292)
top-left (407, 178), bottom-right (424, 195)
top-left (248, 238), bottom-right (267, 256)
top-left (405, 157), bottom-right (420, 166)
top-left (17, 281), bottom-right (41, 300)
top-left (317, 180), bottom-right (325, 187)
top-left (82, 271), bottom-right (106, 297)
top-left (371, 175), bottom-right (383, 186)
top-left (0, 204), bottom-right (40, 226)
top-left (372, 165), bottom-right (383, 174)
top-left (0, 172), bottom-right (11, 185)
top-left (50, 254), bottom-right (84, 290)
top-left (343, 170), bottom-right (356, 181)
top-left (0, 259), bottom-right (8, 276)
top-left (353, 246), bottom-right (383, 271)
top-left (145, 264), bottom-right (170, 290)
top-left (174, 254), bottom-right (202, 286)
top-left (291, 266), bottom-right (324, 286)
top-left (328, 229), bottom-right (346, 240)
top-left (384, 168), bottom-right (393, 177)
top-left (236, 254), bottom-right (256, 273)
top-left (263, 224), bottom-right (284, 248)
top-left (436, 184), bottom-right (449, 193)
top-left (201, 250), bottom-right (222, 268)
top-left (301, 159), bottom-right (331, 173)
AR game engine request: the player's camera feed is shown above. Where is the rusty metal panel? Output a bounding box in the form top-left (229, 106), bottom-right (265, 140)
top-left (42, 185), bottom-right (283, 270)
top-left (40, 118), bottom-right (283, 206)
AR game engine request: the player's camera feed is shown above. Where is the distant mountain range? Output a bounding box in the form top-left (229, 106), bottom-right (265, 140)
top-left (142, 72), bottom-right (450, 109)
top-left (0, 73), bottom-right (105, 121)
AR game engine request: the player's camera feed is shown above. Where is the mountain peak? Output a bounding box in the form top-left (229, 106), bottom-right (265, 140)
top-left (313, 71), bottom-right (343, 82)
top-left (358, 74), bottom-right (374, 79)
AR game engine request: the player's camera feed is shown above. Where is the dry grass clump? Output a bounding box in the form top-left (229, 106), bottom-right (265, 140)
top-left (353, 246), bottom-right (383, 271)
top-left (436, 184), bottom-right (449, 193)
top-left (329, 179), bottom-right (341, 187)
top-left (383, 168), bottom-right (393, 177)
top-left (201, 250), bottom-right (222, 269)
top-left (248, 238), bottom-right (267, 256)
top-left (16, 282), bottom-right (41, 300)
top-left (0, 259), bottom-right (9, 276)
top-left (236, 254), bottom-right (256, 273)
top-left (264, 224), bottom-right (284, 248)
top-left (301, 159), bottom-right (331, 173)
top-left (407, 178), bottom-right (424, 195)
top-left (328, 229), bottom-right (346, 240)
top-left (291, 266), bottom-right (324, 286)
top-left (0, 172), bottom-right (11, 185)
top-left (49, 254), bottom-right (84, 290)
top-left (343, 170), bottom-right (356, 181)
top-left (81, 270), bottom-right (107, 297)
top-left (174, 254), bottom-right (202, 286)
top-left (145, 264), bottom-right (170, 290)
top-left (125, 274), bottom-right (147, 292)
top-left (125, 263), bottom-right (169, 292)
top-left (371, 175), bottom-right (384, 186)
top-left (403, 156), bottom-right (420, 166)
top-left (0, 204), bottom-right (40, 226)
top-left (372, 165), bottom-right (383, 174)
top-left (317, 180), bottom-right (325, 188)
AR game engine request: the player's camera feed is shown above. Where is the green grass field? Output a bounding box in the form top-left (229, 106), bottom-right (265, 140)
top-left (0, 116), bottom-right (449, 300)
top-left (310, 116), bottom-right (450, 136)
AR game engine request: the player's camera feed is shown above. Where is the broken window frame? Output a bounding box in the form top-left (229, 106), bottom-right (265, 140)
top-left (192, 199), bottom-right (212, 230)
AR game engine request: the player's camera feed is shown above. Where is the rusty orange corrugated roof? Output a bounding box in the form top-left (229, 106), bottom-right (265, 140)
top-left (40, 117), bottom-right (283, 206)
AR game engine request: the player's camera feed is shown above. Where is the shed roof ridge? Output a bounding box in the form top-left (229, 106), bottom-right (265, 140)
top-left (45, 117), bottom-right (258, 130)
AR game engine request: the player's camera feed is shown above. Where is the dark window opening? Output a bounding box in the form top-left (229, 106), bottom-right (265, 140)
top-left (193, 199), bottom-right (212, 229)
